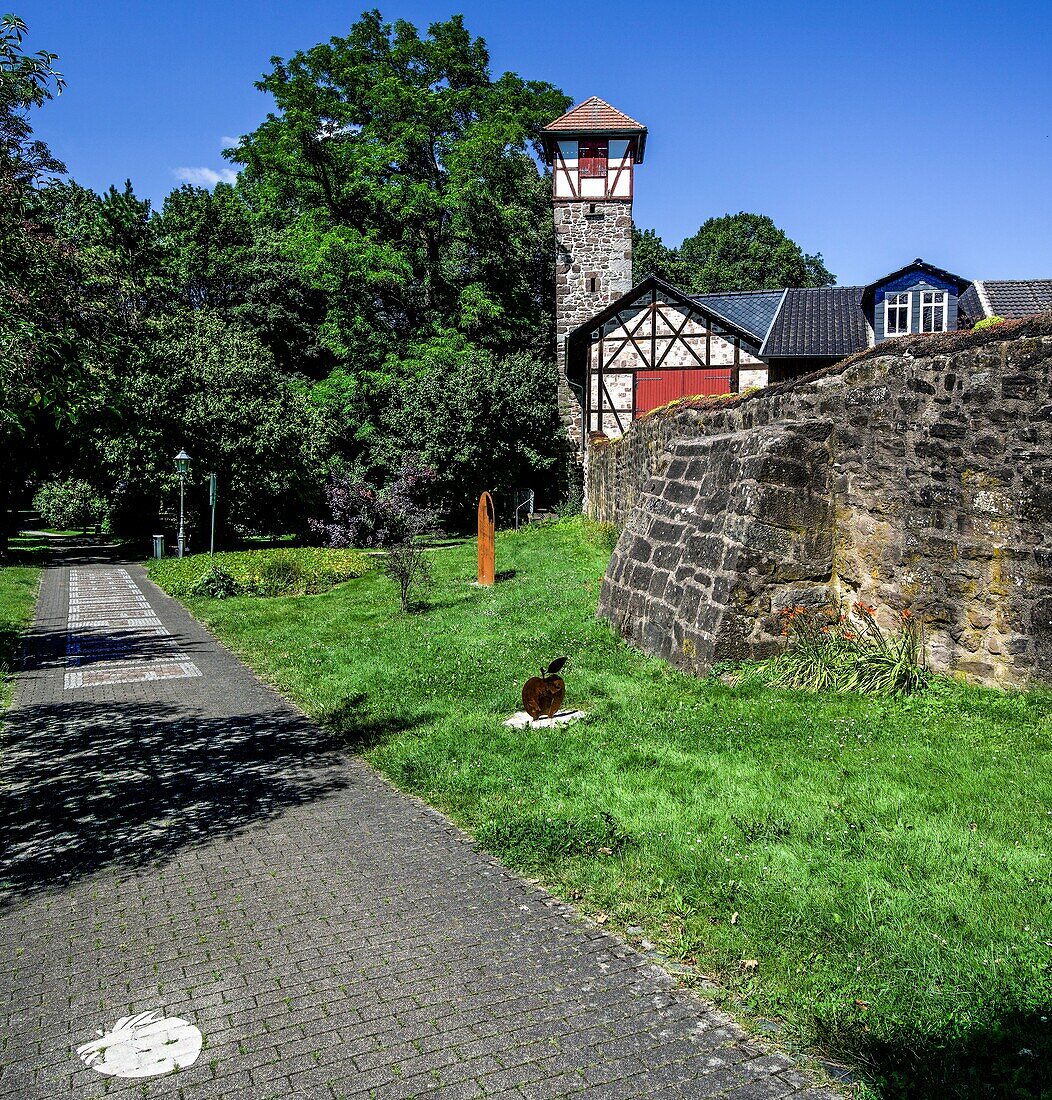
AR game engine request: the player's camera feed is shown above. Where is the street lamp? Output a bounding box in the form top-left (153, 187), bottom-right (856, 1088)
top-left (175, 449), bottom-right (191, 558)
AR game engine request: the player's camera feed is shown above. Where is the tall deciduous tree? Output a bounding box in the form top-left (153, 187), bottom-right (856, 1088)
top-left (377, 334), bottom-right (570, 522)
top-left (157, 183), bottom-right (333, 376)
top-left (230, 11), bottom-right (569, 368)
top-left (677, 212), bottom-right (834, 293)
top-left (0, 15), bottom-right (79, 549)
top-left (99, 311), bottom-right (325, 540)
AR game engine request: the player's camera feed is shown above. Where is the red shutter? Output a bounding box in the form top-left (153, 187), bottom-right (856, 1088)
top-left (635, 370), bottom-right (732, 415)
top-left (578, 139), bottom-right (608, 178)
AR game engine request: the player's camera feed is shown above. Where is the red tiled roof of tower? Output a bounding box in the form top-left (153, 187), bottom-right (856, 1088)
top-left (542, 96), bottom-right (646, 134)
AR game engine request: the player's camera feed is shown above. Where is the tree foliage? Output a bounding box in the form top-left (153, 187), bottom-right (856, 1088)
top-left (0, 15), bottom-right (81, 550)
top-left (99, 312), bottom-right (325, 540)
top-left (378, 337), bottom-right (570, 523)
top-left (634, 213), bottom-right (835, 293)
top-left (157, 183), bottom-right (333, 376)
top-left (232, 11), bottom-right (569, 365)
top-left (32, 478), bottom-right (106, 532)
top-left (678, 212), bottom-right (834, 293)
top-left (631, 227), bottom-right (681, 285)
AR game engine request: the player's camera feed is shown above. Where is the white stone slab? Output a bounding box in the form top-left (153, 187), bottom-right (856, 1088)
top-left (504, 710), bottom-right (587, 730)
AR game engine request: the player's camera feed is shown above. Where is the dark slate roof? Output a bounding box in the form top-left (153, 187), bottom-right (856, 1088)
top-left (691, 290), bottom-right (784, 344)
top-left (760, 286), bottom-right (869, 358)
top-left (981, 280), bottom-right (1052, 319)
top-left (958, 283), bottom-right (986, 327)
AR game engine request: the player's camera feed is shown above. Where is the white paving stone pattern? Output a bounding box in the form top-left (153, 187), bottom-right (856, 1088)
top-left (64, 568), bottom-right (201, 689)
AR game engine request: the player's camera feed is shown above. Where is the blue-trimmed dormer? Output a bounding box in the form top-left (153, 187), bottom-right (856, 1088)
top-left (864, 259), bottom-right (971, 344)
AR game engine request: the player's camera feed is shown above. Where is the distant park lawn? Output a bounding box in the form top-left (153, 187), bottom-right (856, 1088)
top-left (161, 519), bottom-right (1052, 1099)
top-left (0, 534), bottom-right (46, 709)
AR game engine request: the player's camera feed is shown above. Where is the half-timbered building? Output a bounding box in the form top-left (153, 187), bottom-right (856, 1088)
top-left (543, 98), bottom-right (1052, 454)
top-left (563, 278), bottom-right (768, 440)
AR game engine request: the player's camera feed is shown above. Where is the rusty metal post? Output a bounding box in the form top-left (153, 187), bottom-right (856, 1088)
top-left (477, 491), bottom-right (495, 586)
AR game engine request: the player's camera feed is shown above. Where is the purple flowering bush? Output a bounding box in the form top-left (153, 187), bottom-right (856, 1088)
top-left (311, 464), bottom-right (438, 549)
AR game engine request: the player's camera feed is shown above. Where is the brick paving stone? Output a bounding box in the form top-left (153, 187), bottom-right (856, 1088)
top-left (0, 553), bottom-right (845, 1099)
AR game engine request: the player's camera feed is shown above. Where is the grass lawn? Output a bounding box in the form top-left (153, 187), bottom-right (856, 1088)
top-left (160, 519), bottom-right (1052, 1098)
top-left (0, 534), bottom-right (46, 709)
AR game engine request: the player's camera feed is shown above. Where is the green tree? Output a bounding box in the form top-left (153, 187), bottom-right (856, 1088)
top-left (377, 334), bottom-right (570, 522)
top-left (0, 15), bottom-right (80, 551)
top-left (631, 226), bottom-right (682, 286)
top-left (677, 212), bottom-right (835, 293)
top-left (231, 11), bottom-right (569, 369)
top-left (32, 478), bottom-right (107, 532)
top-left (157, 183), bottom-right (333, 376)
top-left (99, 311), bottom-right (325, 540)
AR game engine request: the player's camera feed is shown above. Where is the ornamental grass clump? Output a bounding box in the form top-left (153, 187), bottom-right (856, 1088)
top-left (754, 601), bottom-right (927, 696)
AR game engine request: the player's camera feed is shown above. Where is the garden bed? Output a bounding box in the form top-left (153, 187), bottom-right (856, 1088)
top-left (172, 519), bottom-right (1052, 1098)
top-left (147, 546), bottom-right (374, 599)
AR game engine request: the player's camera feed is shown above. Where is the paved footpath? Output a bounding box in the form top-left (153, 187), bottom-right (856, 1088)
top-left (0, 554), bottom-right (840, 1100)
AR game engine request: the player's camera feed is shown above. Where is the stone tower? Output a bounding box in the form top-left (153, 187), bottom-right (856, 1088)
top-left (541, 97), bottom-right (647, 450)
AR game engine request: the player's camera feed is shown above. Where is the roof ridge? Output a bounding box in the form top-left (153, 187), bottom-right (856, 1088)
top-left (694, 288), bottom-right (786, 298)
top-left (542, 96), bottom-right (646, 133)
top-left (759, 289), bottom-right (789, 357)
top-left (582, 95), bottom-right (645, 129)
top-left (981, 278), bottom-right (1052, 286)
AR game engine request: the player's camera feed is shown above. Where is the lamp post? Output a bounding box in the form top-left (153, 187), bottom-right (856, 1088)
top-left (175, 449), bottom-right (191, 558)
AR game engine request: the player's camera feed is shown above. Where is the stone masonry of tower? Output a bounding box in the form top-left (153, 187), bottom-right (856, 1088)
top-left (554, 201), bottom-right (633, 448)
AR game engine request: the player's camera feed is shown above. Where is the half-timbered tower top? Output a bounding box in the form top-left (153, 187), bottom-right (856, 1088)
top-left (541, 96), bottom-right (648, 160)
top-left (541, 97), bottom-right (647, 204)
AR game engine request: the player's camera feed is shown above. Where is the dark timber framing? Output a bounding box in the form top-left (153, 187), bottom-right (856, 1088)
top-left (567, 276), bottom-right (763, 450)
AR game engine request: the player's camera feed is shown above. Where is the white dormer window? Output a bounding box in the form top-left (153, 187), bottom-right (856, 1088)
top-left (885, 292), bottom-right (911, 336)
top-left (920, 290), bottom-right (948, 332)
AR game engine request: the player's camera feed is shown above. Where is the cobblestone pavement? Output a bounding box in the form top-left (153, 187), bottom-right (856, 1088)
top-left (0, 555), bottom-right (841, 1100)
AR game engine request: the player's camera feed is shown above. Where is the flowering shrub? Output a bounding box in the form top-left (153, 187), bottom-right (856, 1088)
top-left (311, 464), bottom-right (438, 548)
top-left (745, 600), bottom-right (927, 695)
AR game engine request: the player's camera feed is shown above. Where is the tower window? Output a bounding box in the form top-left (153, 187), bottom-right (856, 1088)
top-left (586, 274), bottom-right (599, 293)
top-left (578, 139), bottom-right (608, 178)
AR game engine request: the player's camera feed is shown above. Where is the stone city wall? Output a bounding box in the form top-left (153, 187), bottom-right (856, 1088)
top-left (591, 320), bottom-right (1052, 686)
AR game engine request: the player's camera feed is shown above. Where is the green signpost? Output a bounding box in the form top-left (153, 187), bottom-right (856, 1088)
top-left (208, 473), bottom-right (217, 556)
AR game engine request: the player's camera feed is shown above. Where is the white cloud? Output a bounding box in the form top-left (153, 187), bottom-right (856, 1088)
top-left (173, 166), bottom-right (239, 188)
top-left (220, 136), bottom-right (240, 149)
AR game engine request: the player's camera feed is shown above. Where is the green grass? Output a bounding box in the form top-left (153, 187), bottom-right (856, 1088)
top-left (179, 519), bottom-right (1052, 1098)
top-left (1, 533), bottom-right (46, 709)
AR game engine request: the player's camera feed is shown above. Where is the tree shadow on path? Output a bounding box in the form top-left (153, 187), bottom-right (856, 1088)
top-left (0, 695), bottom-right (353, 904)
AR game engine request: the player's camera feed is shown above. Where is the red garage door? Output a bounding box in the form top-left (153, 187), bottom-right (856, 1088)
top-left (635, 369), bottom-right (732, 415)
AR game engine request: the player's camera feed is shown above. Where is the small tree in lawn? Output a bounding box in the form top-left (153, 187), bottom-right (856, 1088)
top-left (313, 464), bottom-right (438, 611)
top-left (380, 466), bottom-right (437, 612)
top-left (384, 542), bottom-right (433, 613)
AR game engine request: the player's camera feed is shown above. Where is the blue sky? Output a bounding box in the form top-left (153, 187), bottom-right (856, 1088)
top-left (18, 0), bottom-right (1052, 285)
